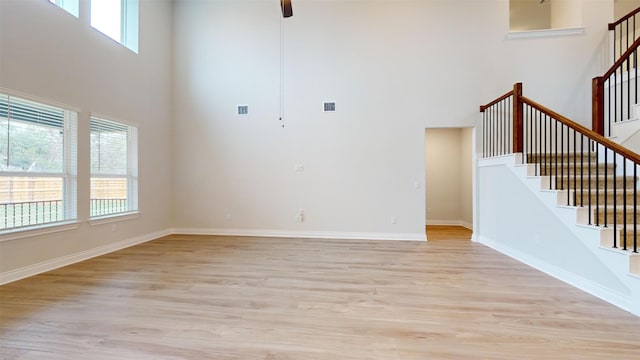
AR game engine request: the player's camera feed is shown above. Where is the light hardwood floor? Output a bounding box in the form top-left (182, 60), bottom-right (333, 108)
top-left (426, 225), bottom-right (472, 240)
top-left (1, 235), bottom-right (639, 359)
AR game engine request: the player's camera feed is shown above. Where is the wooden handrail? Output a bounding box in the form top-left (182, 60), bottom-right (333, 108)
top-left (592, 27), bottom-right (640, 135)
top-left (479, 90), bottom-right (513, 112)
top-left (603, 35), bottom-right (640, 79)
top-left (608, 6), bottom-right (640, 30)
top-left (522, 96), bottom-right (640, 163)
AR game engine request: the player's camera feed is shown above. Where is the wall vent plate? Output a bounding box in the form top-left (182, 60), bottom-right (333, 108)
top-left (323, 102), bottom-right (336, 112)
top-left (237, 105), bottom-right (249, 115)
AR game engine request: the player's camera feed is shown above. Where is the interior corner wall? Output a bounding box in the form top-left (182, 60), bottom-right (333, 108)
top-left (0, 0), bottom-right (173, 275)
top-left (510, 0), bottom-right (551, 31)
top-left (172, 0), bottom-right (612, 238)
top-left (614, 0), bottom-right (640, 20)
top-left (551, 0), bottom-right (583, 29)
top-left (460, 128), bottom-right (473, 228)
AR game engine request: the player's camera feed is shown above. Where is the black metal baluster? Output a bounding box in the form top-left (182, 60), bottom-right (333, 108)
top-left (605, 148), bottom-right (609, 230)
top-left (500, 100), bottom-right (503, 155)
top-left (483, 111), bottom-right (486, 157)
top-left (538, 109), bottom-right (542, 176)
top-left (500, 101), bottom-right (504, 155)
top-left (613, 151), bottom-right (617, 246)
top-left (594, 141), bottom-right (598, 226)
top-left (635, 164), bottom-right (638, 253)
top-left (492, 107), bottom-right (495, 157)
top-left (623, 156), bottom-right (628, 251)
top-left (615, 62), bottom-right (619, 127)
top-left (510, 96), bottom-right (514, 153)
top-left (528, 105), bottom-right (532, 167)
top-left (572, 129), bottom-right (576, 206)
top-left (634, 16), bottom-right (638, 112)
top-left (628, 54), bottom-right (631, 122)
top-left (580, 135), bottom-right (584, 207)
top-left (561, 123), bottom-right (565, 204)
top-left (546, 114), bottom-right (550, 189)
top-left (495, 105), bottom-right (499, 156)
top-left (549, 118), bottom-right (562, 191)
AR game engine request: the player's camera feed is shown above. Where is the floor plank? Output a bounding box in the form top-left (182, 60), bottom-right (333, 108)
top-left (426, 225), bottom-right (472, 240)
top-left (1, 235), bottom-right (639, 359)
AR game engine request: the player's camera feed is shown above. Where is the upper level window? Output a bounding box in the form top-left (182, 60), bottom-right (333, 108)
top-left (48, 0), bottom-right (79, 18)
top-left (91, 0), bottom-right (139, 53)
top-left (90, 115), bottom-right (138, 218)
top-left (0, 93), bottom-right (78, 231)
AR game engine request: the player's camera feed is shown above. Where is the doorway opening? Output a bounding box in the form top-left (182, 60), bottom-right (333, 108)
top-left (424, 127), bottom-right (473, 240)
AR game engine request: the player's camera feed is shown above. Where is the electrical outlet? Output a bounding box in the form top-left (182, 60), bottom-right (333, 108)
top-left (237, 105), bottom-right (248, 115)
top-left (295, 163), bottom-right (305, 172)
top-left (391, 217), bottom-right (397, 224)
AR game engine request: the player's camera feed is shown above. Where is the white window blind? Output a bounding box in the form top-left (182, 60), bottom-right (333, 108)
top-left (0, 92), bottom-right (77, 230)
top-left (90, 115), bottom-right (138, 218)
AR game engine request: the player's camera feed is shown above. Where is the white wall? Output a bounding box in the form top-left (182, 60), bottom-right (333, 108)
top-left (477, 156), bottom-right (640, 316)
top-left (0, 0), bottom-right (173, 276)
top-left (172, 0), bottom-right (613, 239)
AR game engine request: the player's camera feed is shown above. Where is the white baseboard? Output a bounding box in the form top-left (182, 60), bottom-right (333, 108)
top-left (477, 235), bottom-right (637, 317)
top-left (0, 228), bottom-right (172, 285)
top-left (171, 228), bottom-right (427, 242)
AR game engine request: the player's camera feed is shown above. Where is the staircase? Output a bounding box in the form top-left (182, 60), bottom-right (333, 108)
top-left (476, 7), bottom-right (640, 316)
top-left (478, 83), bottom-right (640, 316)
top-left (527, 154), bottom-right (640, 260)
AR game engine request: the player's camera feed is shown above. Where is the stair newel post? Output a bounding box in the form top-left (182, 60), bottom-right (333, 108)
top-left (592, 76), bottom-right (605, 136)
top-left (513, 82), bottom-right (523, 155)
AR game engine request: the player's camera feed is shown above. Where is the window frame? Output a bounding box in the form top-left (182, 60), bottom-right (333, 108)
top-left (48, 0), bottom-right (79, 18)
top-left (90, 0), bottom-right (139, 53)
top-left (0, 89), bottom-right (78, 236)
top-left (89, 114), bottom-right (138, 221)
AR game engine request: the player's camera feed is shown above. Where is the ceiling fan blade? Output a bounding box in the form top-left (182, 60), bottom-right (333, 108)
top-left (281, 0), bottom-right (293, 18)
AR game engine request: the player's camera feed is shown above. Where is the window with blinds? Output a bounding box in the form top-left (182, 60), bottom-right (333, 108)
top-left (90, 116), bottom-right (138, 218)
top-left (0, 93), bottom-right (78, 230)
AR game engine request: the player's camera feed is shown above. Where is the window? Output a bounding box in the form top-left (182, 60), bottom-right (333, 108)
top-left (0, 93), bottom-right (77, 230)
top-left (90, 0), bottom-right (139, 53)
top-left (90, 116), bottom-right (138, 218)
top-left (48, 0), bottom-right (79, 18)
